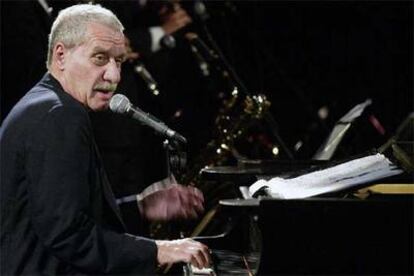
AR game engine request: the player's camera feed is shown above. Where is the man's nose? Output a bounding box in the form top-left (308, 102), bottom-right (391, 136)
top-left (103, 60), bottom-right (121, 84)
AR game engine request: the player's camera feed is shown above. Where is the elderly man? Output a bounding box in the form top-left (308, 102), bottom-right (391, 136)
top-left (0, 4), bottom-right (209, 275)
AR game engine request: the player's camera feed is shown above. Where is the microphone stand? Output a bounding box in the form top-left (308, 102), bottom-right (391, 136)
top-left (163, 139), bottom-right (187, 179)
top-left (199, 23), bottom-right (295, 160)
top-left (162, 139), bottom-right (189, 248)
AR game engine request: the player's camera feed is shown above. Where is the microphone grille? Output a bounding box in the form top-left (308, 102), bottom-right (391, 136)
top-left (160, 34), bottom-right (176, 49)
top-left (109, 94), bottom-right (130, 114)
top-left (194, 1), bottom-right (208, 20)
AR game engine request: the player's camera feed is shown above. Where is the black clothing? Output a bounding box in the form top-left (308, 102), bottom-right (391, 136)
top-left (0, 73), bottom-right (157, 275)
top-left (1, 1), bottom-right (52, 121)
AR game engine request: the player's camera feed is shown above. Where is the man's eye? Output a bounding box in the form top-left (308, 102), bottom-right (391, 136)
top-left (115, 58), bottom-right (124, 67)
top-left (93, 55), bottom-right (108, 65)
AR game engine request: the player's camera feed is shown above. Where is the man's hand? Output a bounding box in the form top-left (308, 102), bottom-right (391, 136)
top-left (160, 3), bottom-right (192, 35)
top-left (140, 184), bottom-right (204, 221)
top-left (155, 238), bottom-right (211, 269)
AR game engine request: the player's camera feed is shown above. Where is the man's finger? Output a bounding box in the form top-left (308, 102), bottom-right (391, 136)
top-left (193, 244), bottom-right (211, 268)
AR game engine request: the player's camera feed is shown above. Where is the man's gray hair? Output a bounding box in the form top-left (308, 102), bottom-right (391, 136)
top-left (46, 4), bottom-right (124, 69)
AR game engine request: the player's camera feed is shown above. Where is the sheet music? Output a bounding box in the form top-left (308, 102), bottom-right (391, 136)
top-left (249, 153), bottom-right (404, 199)
top-left (339, 99), bottom-right (372, 123)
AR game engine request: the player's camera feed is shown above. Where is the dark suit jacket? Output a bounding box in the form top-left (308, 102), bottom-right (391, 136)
top-left (0, 73), bottom-right (157, 275)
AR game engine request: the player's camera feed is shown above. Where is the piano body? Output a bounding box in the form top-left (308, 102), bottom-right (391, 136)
top-left (191, 162), bottom-right (413, 275)
top-left (188, 117), bottom-right (414, 275)
top-left (258, 197), bottom-right (413, 275)
top-left (194, 193), bottom-right (413, 275)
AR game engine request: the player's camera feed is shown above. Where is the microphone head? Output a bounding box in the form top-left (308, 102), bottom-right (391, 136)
top-left (160, 35), bottom-right (176, 49)
top-left (194, 0), bottom-right (209, 21)
top-left (109, 94), bottom-right (130, 114)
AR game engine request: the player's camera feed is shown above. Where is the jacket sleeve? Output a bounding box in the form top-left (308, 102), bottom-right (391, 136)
top-left (26, 105), bottom-right (157, 274)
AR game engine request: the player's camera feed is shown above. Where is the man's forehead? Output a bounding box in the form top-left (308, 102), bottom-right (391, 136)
top-left (86, 22), bottom-right (125, 45)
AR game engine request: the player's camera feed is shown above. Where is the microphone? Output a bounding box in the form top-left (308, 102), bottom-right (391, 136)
top-left (160, 34), bottom-right (177, 49)
top-left (134, 61), bottom-right (160, 96)
top-left (193, 0), bottom-right (209, 22)
top-left (109, 94), bottom-right (187, 144)
top-left (188, 43), bottom-right (210, 77)
top-left (185, 33), bottom-right (217, 62)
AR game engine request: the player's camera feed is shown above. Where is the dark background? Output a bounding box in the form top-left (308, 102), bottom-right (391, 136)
top-left (1, 0), bottom-right (413, 161)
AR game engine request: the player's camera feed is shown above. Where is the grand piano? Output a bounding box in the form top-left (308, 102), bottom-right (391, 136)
top-left (183, 146), bottom-right (413, 275)
top-left (183, 114), bottom-right (414, 275)
top-left (188, 170), bottom-right (413, 275)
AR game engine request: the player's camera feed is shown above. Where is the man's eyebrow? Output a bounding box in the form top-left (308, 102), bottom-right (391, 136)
top-left (91, 46), bottom-right (126, 60)
top-left (91, 46), bottom-right (108, 54)
top-left (116, 53), bottom-right (127, 61)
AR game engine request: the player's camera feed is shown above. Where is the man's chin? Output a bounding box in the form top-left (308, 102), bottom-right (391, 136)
top-left (90, 101), bottom-right (110, 112)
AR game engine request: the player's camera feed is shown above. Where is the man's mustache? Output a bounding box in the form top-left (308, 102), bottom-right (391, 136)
top-left (94, 84), bottom-right (117, 92)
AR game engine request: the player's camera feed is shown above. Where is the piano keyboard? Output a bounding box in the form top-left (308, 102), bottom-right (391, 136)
top-left (186, 249), bottom-right (260, 276)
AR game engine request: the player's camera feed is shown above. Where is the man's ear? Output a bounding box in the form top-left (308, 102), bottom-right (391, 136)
top-left (53, 42), bottom-right (67, 71)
